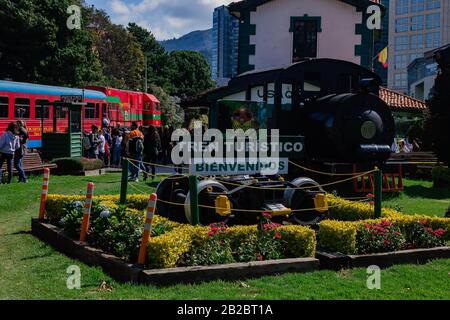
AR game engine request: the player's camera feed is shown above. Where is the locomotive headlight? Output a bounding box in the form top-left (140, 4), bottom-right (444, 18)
top-left (361, 120), bottom-right (377, 140)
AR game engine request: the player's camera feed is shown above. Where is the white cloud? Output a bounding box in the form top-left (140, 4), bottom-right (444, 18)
top-left (88, 0), bottom-right (234, 40)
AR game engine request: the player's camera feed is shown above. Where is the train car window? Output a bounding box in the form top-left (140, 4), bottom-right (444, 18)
top-left (35, 99), bottom-right (50, 119)
top-left (96, 103), bottom-right (100, 119)
top-left (155, 103), bottom-right (161, 112)
top-left (85, 103), bottom-right (95, 119)
top-left (56, 106), bottom-right (68, 119)
top-left (0, 97), bottom-right (8, 118)
top-left (14, 98), bottom-right (30, 119)
top-left (102, 104), bottom-right (107, 118)
top-left (303, 73), bottom-right (321, 92)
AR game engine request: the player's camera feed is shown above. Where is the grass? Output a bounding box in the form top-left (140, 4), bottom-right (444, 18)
top-left (0, 174), bottom-right (450, 300)
top-left (383, 179), bottom-right (450, 217)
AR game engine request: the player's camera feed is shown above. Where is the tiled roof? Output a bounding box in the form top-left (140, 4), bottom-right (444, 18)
top-left (379, 87), bottom-right (428, 112)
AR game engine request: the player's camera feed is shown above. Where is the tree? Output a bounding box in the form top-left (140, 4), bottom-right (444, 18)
top-left (127, 23), bottom-right (173, 92)
top-left (148, 84), bottom-right (184, 128)
top-left (168, 50), bottom-right (215, 98)
top-left (0, 0), bottom-right (103, 86)
top-left (424, 48), bottom-right (450, 165)
top-left (88, 9), bottom-right (144, 90)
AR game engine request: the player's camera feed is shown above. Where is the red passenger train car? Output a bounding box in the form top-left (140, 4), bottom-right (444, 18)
top-left (0, 81), bottom-right (162, 149)
top-left (85, 86), bottom-right (161, 128)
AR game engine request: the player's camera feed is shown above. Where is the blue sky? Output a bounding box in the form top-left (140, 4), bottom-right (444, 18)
top-left (85, 0), bottom-right (233, 40)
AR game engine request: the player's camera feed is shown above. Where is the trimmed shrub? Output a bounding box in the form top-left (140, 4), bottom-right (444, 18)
top-left (51, 157), bottom-right (103, 171)
top-left (317, 220), bottom-right (358, 254)
top-left (318, 215), bottom-right (450, 254)
top-left (326, 195), bottom-right (403, 221)
top-left (46, 194), bottom-right (149, 221)
top-left (147, 223), bottom-right (317, 269)
top-left (432, 166), bottom-right (450, 187)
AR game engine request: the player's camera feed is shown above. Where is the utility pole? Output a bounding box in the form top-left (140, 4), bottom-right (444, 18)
top-left (144, 55), bottom-right (148, 93)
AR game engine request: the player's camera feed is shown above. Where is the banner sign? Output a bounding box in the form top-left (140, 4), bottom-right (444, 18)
top-left (190, 158), bottom-right (289, 176)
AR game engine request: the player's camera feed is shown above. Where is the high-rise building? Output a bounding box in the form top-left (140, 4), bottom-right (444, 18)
top-left (211, 6), bottom-right (239, 86)
top-left (373, 0), bottom-right (390, 86)
top-left (388, 0), bottom-right (450, 93)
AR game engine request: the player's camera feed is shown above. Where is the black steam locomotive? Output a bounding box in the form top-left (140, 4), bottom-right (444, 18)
top-left (158, 59), bottom-right (395, 225)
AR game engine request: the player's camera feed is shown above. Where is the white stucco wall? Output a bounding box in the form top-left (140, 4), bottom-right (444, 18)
top-left (248, 0), bottom-right (363, 70)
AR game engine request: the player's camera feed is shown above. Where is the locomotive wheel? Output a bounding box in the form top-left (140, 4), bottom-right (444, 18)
top-left (283, 177), bottom-right (324, 225)
top-left (155, 175), bottom-right (190, 223)
top-left (184, 180), bottom-right (230, 225)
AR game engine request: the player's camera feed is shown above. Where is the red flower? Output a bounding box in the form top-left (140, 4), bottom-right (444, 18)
top-left (261, 212), bottom-right (272, 219)
top-left (274, 232), bottom-right (282, 240)
top-left (367, 193), bottom-right (375, 198)
top-left (256, 254), bottom-right (264, 261)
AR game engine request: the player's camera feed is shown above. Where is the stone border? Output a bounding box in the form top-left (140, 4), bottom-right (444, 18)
top-left (31, 219), bottom-right (320, 286)
top-left (316, 247), bottom-right (450, 270)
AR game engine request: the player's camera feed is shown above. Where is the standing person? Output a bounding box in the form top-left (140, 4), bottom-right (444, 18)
top-left (112, 132), bottom-right (123, 168)
top-left (0, 122), bottom-right (20, 184)
top-left (143, 126), bottom-right (161, 181)
top-left (87, 125), bottom-right (101, 159)
top-left (14, 121), bottom-right (29, 183)
top-left (126, 122), bottom-right (144, 182)
top-left (98, 130), bottom-right (106, 166)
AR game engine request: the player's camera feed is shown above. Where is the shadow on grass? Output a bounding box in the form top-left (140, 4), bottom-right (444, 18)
top-left (6, 230), bottom-right (31, 236)
top-left (403, 185), bottom-right (450, 200)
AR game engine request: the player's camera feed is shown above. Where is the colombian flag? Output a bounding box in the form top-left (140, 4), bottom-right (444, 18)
top-left (378, 47), bottom-right (388, 68)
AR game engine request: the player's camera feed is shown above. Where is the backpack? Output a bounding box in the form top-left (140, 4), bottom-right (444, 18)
top-left (129, 137), bottom-right (144, 155)
top-left (83, 135), bottom-right (92, 151)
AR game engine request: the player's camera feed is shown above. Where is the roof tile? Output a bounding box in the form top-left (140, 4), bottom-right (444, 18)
top-left (379, 87), bottom-right (427, 112)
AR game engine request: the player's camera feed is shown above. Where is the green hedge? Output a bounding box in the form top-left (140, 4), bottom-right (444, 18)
top-left (51, 157), bottom-right (103, 171)
top-left (432, 166), bottom-right (450, 186)
top-left (318, 216), bottom-right (450, 255)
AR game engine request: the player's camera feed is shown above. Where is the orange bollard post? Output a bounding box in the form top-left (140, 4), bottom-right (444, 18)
top-left (138, 193), bottom-right (157, 265)
top-left (39, 168), bottom-right (50, 220)
top-left (80, 182), bottom-right (95, 242)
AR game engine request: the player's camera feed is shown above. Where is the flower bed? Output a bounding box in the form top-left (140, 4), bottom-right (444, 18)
top-left (46, 196), bottom-right (316, 269)
top-left (318, 217), bottom-right (450, 255)
top-left (44, 194), bottom-right (450, 271)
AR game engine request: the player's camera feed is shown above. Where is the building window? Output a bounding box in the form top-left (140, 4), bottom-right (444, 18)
top-left (396, 0), bottom-right (409, 15)
top-left (395, 18), bottom-right (409, 33)
top-left (411, 15), bottom-right (424, 31)
top-left (426, 0), bottom-right (440, 10)
top-left (14, 98), bottom-right (30, 119)
top-left (411, 0), bottom-right (425, 12)
top-left (290, 17), bottom-right (321, 61)
top-left (410, 34), bottom-right (424, 49)
top-left (426, 32), bottom-right (441, 48)
top-left (0, 96), bottom-right (8, 118)
top-left (85, 103), bottom-right (96, 119)
top-left (395, 55), bottom-right (409, 69)
top-left (395, 36), bottom-right (409, 51)
top-left (394, 73), bottom-right (408, 87)
top-left (426, 13), bottom-right (440, 29)
top-left (35, 100), bottom-right (50, 119)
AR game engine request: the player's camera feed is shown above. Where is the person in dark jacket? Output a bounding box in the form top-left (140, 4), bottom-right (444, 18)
top-left (14, 121), bottom-right (29, 183)
top-left (143, 125), bottom-right (161, 181)
top-left (0, 122), bottom-right (20, 184)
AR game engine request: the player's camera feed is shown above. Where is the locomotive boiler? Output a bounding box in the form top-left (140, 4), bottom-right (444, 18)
top-left (299, 89), bottom-right (395, 163)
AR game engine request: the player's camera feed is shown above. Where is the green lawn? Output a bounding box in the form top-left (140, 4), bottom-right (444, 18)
top-left (383, 179), bottom-right (450, 217)
top-left (0, 174), bottom-right (449, 300)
